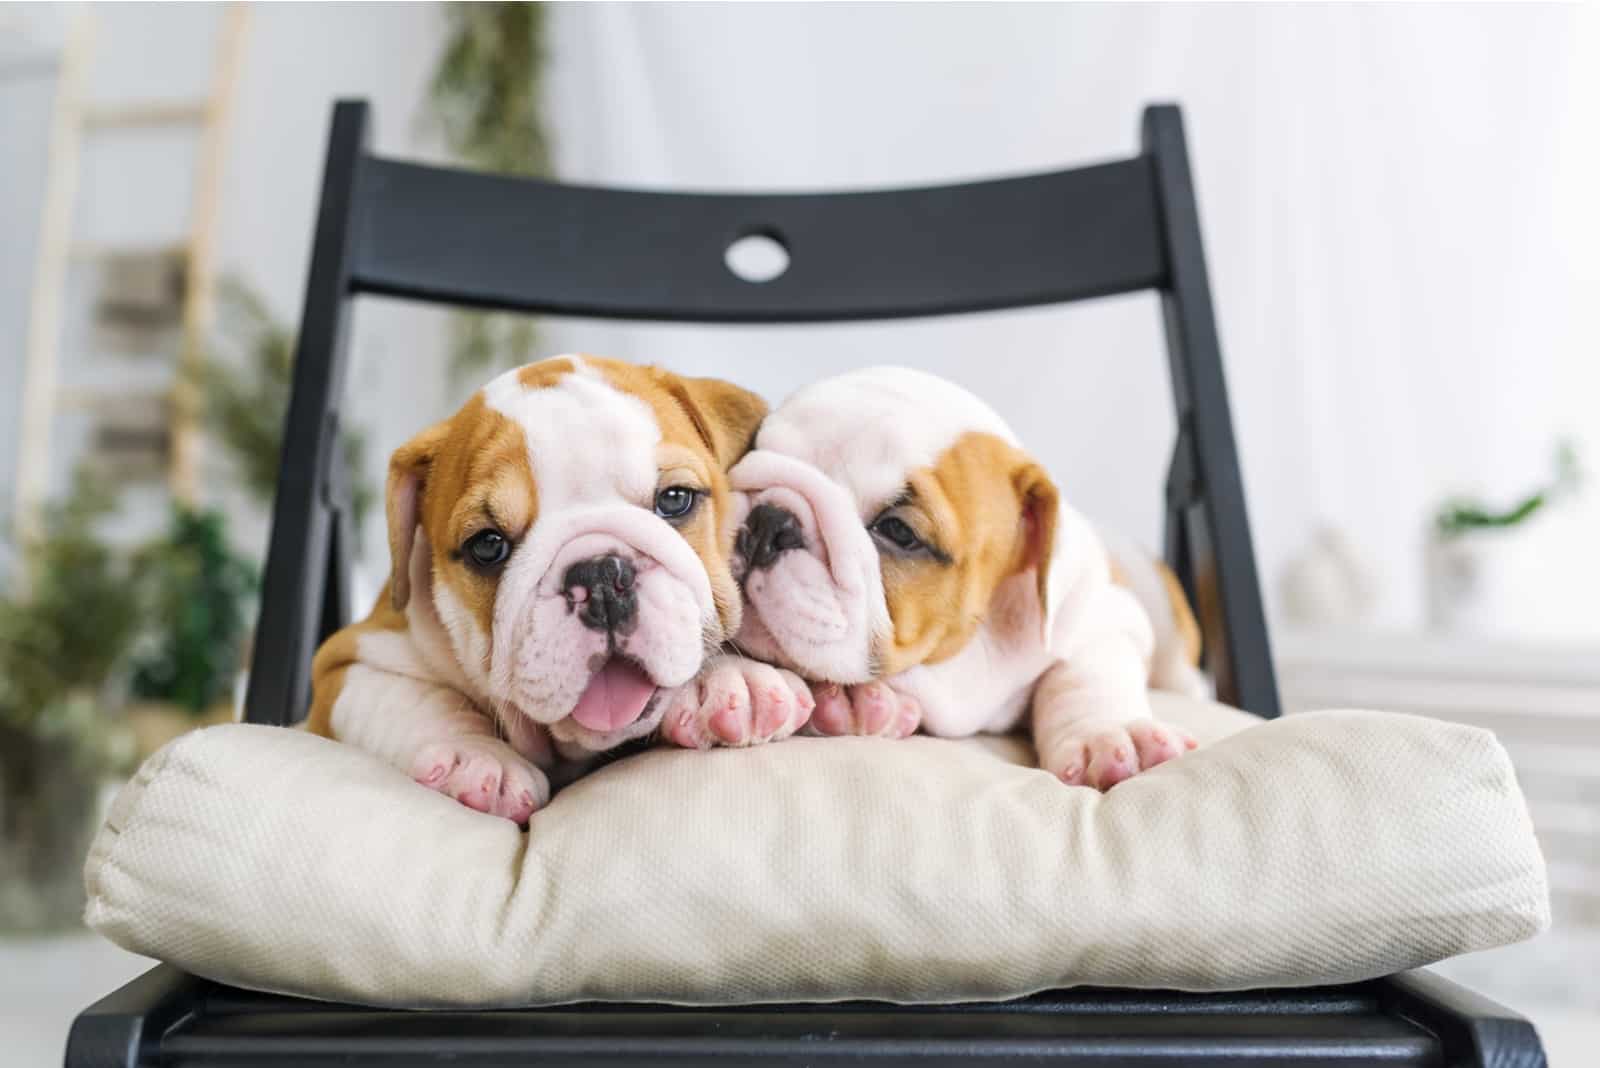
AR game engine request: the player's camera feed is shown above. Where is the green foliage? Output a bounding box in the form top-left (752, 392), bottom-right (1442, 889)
top-left (200, 278), bottom-right (293, 503)
top-left (1435, 439), bottom-right (1585, 540)
top-left (200, 275), bottom-right (374, 535)
top-left (427, 2), bottom-right (551, 385)
top-left (128, 507), bottom-right (258, 715)
top-left (0, 472), bottom-right (141, 772)
top-left (429, 2), bottom-right (550, 176)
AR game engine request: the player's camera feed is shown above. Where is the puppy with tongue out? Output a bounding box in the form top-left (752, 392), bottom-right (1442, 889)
top-left (308, 355), bottom-right (815, 823)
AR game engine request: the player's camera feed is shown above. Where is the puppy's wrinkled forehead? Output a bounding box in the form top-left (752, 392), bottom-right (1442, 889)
top-left (757, 366), bottom-right (1018, 510)
top-left (482, 357), bottom-right (661, 509)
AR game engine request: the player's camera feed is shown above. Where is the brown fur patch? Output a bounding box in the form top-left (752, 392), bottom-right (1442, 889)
top-left (516, 355), bottom-right (576, 389)
top-left (874, 431), bottom-right (1058, 676)
top-left (422, 395), bottom-right (540, 643)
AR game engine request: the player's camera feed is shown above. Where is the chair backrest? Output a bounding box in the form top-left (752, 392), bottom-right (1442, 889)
top-left (244, 99), bottom-right (1279, 727)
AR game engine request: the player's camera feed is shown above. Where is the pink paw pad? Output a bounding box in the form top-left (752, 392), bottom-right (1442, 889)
top-left (890, 693), bottom-right (922, 738)
top-left (709, 702), bottom-right (748, 744)
top-left (810, 684), bottom-right (853, 736)
top-left (847, 686), bottom-right (886, 733)
top-left (755, 689), bottom-right (791, 737)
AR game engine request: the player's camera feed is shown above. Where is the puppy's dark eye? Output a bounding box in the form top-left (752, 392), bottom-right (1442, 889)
top-left (870, 514), bottom-right (923, 552)
top-left (463, 529), bottom-right (510, 569)
top-left (654, 486), bottom-right (699, 521)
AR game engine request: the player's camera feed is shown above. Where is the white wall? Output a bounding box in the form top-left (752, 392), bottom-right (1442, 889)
top-left (6, 3), bottom-right (1594, 642)
top-left (0, 3), bottom-right (453, 581)
top-left (208, 1), bottom-right (453, 570)
top-left (539, 1), bottom-right (1600, 641)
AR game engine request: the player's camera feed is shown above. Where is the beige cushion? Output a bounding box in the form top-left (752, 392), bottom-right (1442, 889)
top-left (83, 693), bottom-right (1548, 1007)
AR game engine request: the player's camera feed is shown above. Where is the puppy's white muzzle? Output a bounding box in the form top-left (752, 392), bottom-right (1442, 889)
top-left (486, 504), bottom-right (717, 751)
top-left (729, 450), bottom-right (888, 684)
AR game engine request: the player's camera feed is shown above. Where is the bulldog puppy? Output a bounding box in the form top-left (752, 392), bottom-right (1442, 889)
top-left (729, 366), bottom-right (1205, 791)
top-left (308, 355), bottom-right (812, 823)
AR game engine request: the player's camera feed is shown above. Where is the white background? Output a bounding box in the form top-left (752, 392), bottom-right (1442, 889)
top-left (2, 5), bottom-right (1597, 1062)
top-left (5, 2), bottom-right (1595, 639)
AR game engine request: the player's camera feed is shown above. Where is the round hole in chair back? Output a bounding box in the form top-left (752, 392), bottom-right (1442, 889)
top-left (724, 229), bottom-right (789, 283)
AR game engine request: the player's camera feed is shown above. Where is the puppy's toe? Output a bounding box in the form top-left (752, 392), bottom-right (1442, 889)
top-left (494, 756), bottom-right (549, 824)
top-left (1041, 739), bottom-right (1091, 786)
top-left (743, 662), bottom-right (813, 742)
top-left (1084, 729), bottom-right (1139, 790)
top-left (659, 683), bottom-right (714, 749)
top-left (851, 682), bottom-right (897, 735)
top-left (889, 691), bottom-right (923, 739)
top-left (810, 682), bottom-right (854, 736)
top-left (1127, 719), bottom-right (1187, 769)
top-left (701, 663), bottom-right (754, 745)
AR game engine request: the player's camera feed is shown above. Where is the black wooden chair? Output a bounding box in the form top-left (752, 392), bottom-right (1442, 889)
top-left (67, 100), bottom-right (1545, 1067)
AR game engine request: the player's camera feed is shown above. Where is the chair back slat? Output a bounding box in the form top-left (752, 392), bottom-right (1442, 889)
top-left (352, 157), bottom-right (1167, 322)
top-left (243, 99), bottom-right (1282, 726)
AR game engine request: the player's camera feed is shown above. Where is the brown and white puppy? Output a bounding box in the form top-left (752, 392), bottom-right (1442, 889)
top-left (729, 366), bottom-right (1206, 790)
top-left (308, 355), bottom-right (811, 822)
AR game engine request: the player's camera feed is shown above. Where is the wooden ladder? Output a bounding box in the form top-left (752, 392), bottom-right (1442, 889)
top-left (11, 3), bottom-right (250, 551)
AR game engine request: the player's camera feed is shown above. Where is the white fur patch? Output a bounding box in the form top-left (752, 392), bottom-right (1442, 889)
top-left (756, 366), bottom-right (1018, 515)
top-left (483, 356), bottom-right (660, 512)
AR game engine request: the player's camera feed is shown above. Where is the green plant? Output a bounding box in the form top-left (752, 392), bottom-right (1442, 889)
top-left (201, 275), bottom-right (374, 534)
top-left (1434, 439), bottom-right (1585, 540)
top-left (0, 473), bottom-right (141, 906)
top-left (426, 2), bottom-right (551, 385)
top-left (0, 471), bottom-right (142, 748)
top-left (429, 2), bottom-right (551, 177)
top-left (128, 507), bottom-right (258, 715)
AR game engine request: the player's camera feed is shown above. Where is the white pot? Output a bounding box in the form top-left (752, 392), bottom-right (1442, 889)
top-left (1425, 532), bottom-right (1494, 633)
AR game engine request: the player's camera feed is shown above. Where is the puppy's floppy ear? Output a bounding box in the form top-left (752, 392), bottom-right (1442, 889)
top-left (1011, 460), bottom-right (1060, 642)
top-left (660, 372), bottom-right (769, 470)
top-left (386, 420), bottom-right (451, 611)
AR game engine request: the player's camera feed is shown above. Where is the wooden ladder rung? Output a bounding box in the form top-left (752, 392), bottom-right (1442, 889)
top-left (69, 240), bottom-right (188, 262)
top-left (83, 99), bottom-right (208, 129)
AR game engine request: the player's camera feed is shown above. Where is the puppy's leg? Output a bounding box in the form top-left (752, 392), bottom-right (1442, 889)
top-left (658, 654), bottom-right (814, 749)
top-left (330, 664), bottom-right (551, 824)
top-left (1030, 633), bottom-right (1196, 791)
top-left (808, 680), bottom-right (923, 739)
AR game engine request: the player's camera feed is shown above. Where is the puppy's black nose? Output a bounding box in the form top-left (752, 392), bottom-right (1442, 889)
top-left (738, 504), bottom-right (805, 572)
top-left (562, 554), bottom-right (638, 632)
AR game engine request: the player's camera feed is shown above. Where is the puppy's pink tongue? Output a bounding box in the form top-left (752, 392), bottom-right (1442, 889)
top-left (569, 659), bottom-right (656, 732)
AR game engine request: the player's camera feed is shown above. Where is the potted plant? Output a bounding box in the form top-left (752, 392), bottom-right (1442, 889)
top-left (123, 506), bottom-right (259, 759)
top-left (0, 475), bottom-right (140, 930)
top-left (1426, 441), bottom-right (1585, 631)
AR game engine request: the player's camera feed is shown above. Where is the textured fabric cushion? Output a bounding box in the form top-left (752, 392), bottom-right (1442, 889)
top-left (83, 693), bottom-right (1548, 1007)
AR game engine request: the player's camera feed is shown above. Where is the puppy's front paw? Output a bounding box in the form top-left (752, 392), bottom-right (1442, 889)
top-left (1037, 717), bottom-right (1197, 791)
top-left (809, 681), bottom-right (921, 739)
top-left (659, 656), bottom-right (814, 749)
top-left (410, 737), bottom-right (551, 824)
